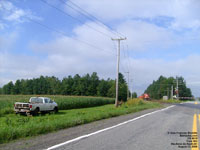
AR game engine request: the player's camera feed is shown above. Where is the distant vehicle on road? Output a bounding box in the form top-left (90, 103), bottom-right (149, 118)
top-left (14, 97), bottom-right (58, 116)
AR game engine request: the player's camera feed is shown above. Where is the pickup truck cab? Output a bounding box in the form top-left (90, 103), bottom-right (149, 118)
top-left (14, 97), bottom-right (58, 115)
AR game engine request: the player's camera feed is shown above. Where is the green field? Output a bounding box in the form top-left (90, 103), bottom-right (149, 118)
top-left (0, 95), bottom-right (115, 116)
top-left (0, 96), bottom-right (161, 144)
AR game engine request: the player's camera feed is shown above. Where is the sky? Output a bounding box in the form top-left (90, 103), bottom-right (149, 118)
top-left (0, 0), bottom-right (200, 96)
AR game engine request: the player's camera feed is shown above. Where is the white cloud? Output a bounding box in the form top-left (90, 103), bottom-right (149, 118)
top-left (170, 0), bottom-right (200, 30)
top-left (0, 0), bottom-right (24, 22)
top-left (67, 0), bottom-right (200, 30)
top-left (67, 0), bottom-right (171, 20)
top-left (0, 0), bottom-right (42, 24)
top-left (0, 0), bottom-right (13, 11)
top-left (29, 23), bottom-right (116, 77)
top-left (6, 9), bottom-right (25, 22)
top-left (0, 52), bottom-right (42, 86)
top-left (117, 20), bottom-right (177, 51)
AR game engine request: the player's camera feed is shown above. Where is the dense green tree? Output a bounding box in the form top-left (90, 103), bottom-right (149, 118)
top-left (72, 74), bottom-right (81, 95)
top-left (119, 73), bottom-right (126, 84)
top-left (0, 72), bottom-right (128, 100)
top-left (106, 73), bottom-right (127, 101)
top-left (88, 72), bottom-right (99, 96)
top-left (79, 74), bottom-right (89, 96)
top-left (61, 76), bottom-right (74, 95)
top-left (107, 80), bottom-right (115, 98)
top-left (14, 80), bottom-right (22, 94)
top-left (145, 76), bottom-right (192, 100)
top-left (118, 73), bottom-right (128, 101)
top-left (132, 92), bottom-right (137, 98)
top-left (118, 83), bottom-right (127, 101)
top-left (24, 79), bottom-right (32, 94)
top-left (177, 77), bottom-right (192, 98)
top-left (3, 81), bottom-right (14, 94)
top-left (97, 79), bottom-right (110, 97)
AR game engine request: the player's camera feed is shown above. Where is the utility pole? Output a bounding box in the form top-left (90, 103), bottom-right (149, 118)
top-left (130, 79), bottom-right (133, 99)
top-left (176, 76), bottom-right (179, 100)
top-left (171, 85), bottom-right (173, 100)
top-left (125, 72), bottom-right (129, 101)
top-left (112, 37), bottom-right (127, 107)
top-left (167, 87), bottom-right (169, 99)
top-left (131, 91), bottom-right (132, 99)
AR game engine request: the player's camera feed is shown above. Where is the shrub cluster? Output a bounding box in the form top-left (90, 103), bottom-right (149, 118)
top-left (126, 98), bottom-right (146, 106)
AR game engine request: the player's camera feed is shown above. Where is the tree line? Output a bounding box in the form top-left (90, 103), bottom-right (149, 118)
top-left (145, 76), bottom-right (192, 100)
top-left (0, 72), bottom-right (128, 101)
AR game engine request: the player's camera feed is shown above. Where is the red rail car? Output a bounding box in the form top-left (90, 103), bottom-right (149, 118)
top-left (139, 93), bottom-right (150, 100)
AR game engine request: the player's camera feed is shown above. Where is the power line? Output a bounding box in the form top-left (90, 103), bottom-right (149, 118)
top-left (119, 62), bottom-right (128, 74)
top-left (121, 42), bottom-right (130, 73)
top-left (11, 0), bottom-right (115, 55)
top-left (113, 42), bottom-right (128, 73)
top-left (121, 42), bottom-right (133, 94)
top-left (113, 44), bottom-right (127, 74)
top-left (40, 0), bottom-right (113, 38)
top-left (122, 43), bottom-right (132, 100)
top-left (120, 41), bottom-right (132, 93)
top-left (12, 0), bottom-right (115, 55)
top-left (62, 0), bottom-right (125, 38)
top-left (27, 17), bottom-right (115, 56)
top-left (126, 44), bottom-right (132, 72)
top-left (60, 0), bottom-right (110, 33)
top-left (125, 71), bottom-right (130, 100)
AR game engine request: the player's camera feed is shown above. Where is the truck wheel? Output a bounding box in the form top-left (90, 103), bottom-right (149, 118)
top-left (41, 111), bottom-right (46, 115)
top-left (34, 108), bottom-right (39, 116)
top-left (53, 107), bottom-right (58, 113)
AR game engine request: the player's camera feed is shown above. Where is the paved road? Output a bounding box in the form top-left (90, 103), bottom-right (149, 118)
top-left (48, 102), bottom-right (200, 150)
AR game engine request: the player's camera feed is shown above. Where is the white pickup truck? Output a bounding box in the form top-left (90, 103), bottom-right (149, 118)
top-left (14, 97), bottom-right (58, 115)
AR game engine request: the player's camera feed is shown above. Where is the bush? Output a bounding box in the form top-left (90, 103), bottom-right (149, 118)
top-left (126, 98), bottom-right (146, 106)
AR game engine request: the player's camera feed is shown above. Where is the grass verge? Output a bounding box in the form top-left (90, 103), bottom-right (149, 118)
top-left (0, 99), bottom-right (161, 144)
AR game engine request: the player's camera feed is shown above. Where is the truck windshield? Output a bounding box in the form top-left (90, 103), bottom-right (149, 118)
top-left (30, 97), bottom-right (38, 103)
top-left (30, 97), bottom-right (43, 103)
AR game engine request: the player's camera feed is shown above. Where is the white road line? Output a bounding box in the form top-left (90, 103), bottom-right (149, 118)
top-left (47, 105), bottom-right (175, 150)
top-left (180, 101), bottom-right (195, 104)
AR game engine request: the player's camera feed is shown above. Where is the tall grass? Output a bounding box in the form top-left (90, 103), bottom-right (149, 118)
top-left (126, 98), bottom-right (145, 106)
top-left (0, 95), bottom-right (28, 117)
top-left (55, 96), bottom-right (114, 109)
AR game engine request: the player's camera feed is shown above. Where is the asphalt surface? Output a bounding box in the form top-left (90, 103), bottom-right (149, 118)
top-left (49, 102), bottom-right (200, 150)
